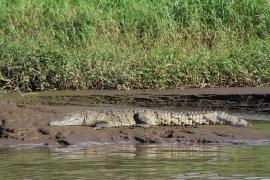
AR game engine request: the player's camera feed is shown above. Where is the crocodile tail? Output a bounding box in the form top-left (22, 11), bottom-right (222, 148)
top-left (216, 111), bottom-right (250, 127)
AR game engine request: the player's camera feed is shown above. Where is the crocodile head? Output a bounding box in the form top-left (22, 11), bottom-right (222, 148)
top-left (48, 112), bottom-right (85, 126)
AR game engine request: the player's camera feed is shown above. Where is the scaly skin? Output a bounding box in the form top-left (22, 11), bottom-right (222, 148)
top-left (48, 109), bottom-right (250, 128)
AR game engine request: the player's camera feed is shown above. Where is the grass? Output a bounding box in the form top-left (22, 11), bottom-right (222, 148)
top-left (251, 120), bottom-right (270, 133)
top-left (0, 0), bottom-right (270, 91)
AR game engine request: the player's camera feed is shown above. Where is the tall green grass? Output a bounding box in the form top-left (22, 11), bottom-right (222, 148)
top-left (0, 0), bottom-right (269, 91)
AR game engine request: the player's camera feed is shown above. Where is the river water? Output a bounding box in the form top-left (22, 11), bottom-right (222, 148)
top-left (0, 143), bottom-right (270, 179)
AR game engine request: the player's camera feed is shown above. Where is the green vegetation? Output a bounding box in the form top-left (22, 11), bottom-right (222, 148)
top-left (0, 0), bottom-right (270, 91)
top-left (251, 120), bottom-right (270, 132)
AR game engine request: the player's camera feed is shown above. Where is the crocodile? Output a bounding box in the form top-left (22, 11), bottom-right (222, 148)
top-left (48, 109), bottom-right (250, 128)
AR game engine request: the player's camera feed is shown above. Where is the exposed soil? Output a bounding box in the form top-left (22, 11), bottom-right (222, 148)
top-left (3, 87), bottom-right (270, 113)
top-left (1, 87), bottom-right (270, 148)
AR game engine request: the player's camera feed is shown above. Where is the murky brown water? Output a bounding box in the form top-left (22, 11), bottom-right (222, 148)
top-left (0, 144), bottom-right (270, 179)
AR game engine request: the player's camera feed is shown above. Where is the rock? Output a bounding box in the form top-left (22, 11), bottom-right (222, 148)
top-left (182, 130), bottom-right (194, 134)
top-left (161, 130), bottom-right (174, 138)
top-left (55, 132), bottom-right (71, 146)
top-left (134, 136), bottom-right (158, 144)
top-left (197, 138), bottom-right (213, 144)
top-left (38, 128), bottom-right (50, 135)
top-left (57, 139), bottom-right (71, 146)
top-left (212, 131), bottom-right (229, 137)
top-left (119, 131), bottom-right (128, 135)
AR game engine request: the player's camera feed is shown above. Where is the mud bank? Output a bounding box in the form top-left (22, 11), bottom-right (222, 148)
top-left (1, 98), bottom-right (270, 148)
top-left (3, 87), bottom-right (270, 113)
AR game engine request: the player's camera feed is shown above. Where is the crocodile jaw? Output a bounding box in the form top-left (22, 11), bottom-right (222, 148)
top-left (48, 113), bottom-right (85, 126)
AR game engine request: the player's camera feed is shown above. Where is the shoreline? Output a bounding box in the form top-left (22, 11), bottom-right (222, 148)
top-left (1, 87), bottom-right (270, 148)
top-left (1, 139), bottom-right (270, 149)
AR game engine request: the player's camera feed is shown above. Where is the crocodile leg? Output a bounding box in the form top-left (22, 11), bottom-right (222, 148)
top-left (133, 112), bottom-right (159, 126)
top-left (92, 121), bottom-right (112, 130)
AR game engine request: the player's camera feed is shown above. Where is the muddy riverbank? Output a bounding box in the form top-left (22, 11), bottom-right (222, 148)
top-left (3, 87), bottom-right (270, 113)
top-left (1, 88), bottom-right (270, 148)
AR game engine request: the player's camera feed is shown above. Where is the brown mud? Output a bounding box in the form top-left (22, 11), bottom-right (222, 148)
top-left (3, 87), bottom-right (270, 112)
top-left (1, 87), bottom-right (270, 148)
